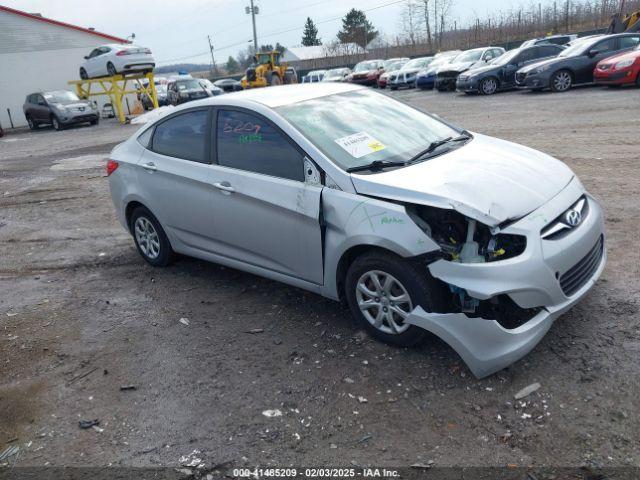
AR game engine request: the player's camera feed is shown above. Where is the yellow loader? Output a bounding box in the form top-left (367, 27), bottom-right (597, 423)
top-left (241, 51), bottom-right (297, 89)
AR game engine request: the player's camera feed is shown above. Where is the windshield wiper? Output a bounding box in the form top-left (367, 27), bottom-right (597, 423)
top-left (407, 131), bottom-right (472, 165)
top-left (346, 160), bottom-right (407, 173)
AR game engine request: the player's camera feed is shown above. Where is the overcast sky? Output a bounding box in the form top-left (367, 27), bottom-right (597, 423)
top-left (5, 0), bottom-right (523, 65)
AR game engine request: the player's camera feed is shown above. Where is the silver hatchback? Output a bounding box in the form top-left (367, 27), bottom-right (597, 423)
top-left (108, 83), bottom-right (605, 378)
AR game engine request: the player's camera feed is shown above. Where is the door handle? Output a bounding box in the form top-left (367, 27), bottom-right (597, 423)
top-left (213, 181), bottom-right (235, 193)
top-left (142, 162), bottom-right (157, 172)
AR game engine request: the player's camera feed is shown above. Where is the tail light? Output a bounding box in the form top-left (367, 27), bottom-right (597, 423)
top-left (106, 159), bottom-right (119, 176)
top-left (116, 50), bottom-right (132, 56)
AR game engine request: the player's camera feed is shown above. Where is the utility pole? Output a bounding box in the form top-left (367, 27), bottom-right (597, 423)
top-left (246, 0), bottom-right (259, 54)
top-left (207, 35), bottom-right (216, 74)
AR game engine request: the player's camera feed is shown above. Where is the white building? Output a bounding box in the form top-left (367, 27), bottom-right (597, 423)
top-left (281, 43), bottom-right (365, 63)
top-left (0, 5), bottom-right (128, 129)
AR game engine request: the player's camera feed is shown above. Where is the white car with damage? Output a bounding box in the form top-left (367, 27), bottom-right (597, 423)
top-left (106, 83), bottom-right (606, 378)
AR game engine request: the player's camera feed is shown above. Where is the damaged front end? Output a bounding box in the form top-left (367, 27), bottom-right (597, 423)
top-left (399, 177), bottom-right (606, 378)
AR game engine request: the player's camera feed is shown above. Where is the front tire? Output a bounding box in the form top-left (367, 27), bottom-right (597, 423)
top-left (269, 74), bottom-right (282, 86)
top-left (550, 69), bottom-right (573, 92)
top-left (51, 115), bottom-right (63, 131)
top-left (80, 68), bottom-right (88, 80)
top-left (130, 206), bottom-right (173, 267)
top-left (480, 77), bottom-right (498, 95)
top-left (345, 251), bottom-right (445, 347)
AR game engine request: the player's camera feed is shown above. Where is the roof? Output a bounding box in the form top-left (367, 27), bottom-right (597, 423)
top-left (0, 5), bottom-right (128, 43)
top-left (190, 83), bottom-right (364, 109)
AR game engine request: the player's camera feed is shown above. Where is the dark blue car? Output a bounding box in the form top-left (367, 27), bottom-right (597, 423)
top-left (415, 51), bottom-right (460, 89)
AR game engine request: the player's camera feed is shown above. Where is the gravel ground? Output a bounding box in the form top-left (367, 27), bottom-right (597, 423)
top-left (1, 86), bottom-right (639, 472)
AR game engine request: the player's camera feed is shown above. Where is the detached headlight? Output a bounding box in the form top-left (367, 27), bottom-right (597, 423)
top-left (533, 64), bottom-right (551, 74)
top-left (615, 59), bottom-right (634, 69)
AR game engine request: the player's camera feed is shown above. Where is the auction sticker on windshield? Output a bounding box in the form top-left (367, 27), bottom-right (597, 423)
top-left (335, 132), bottom-right (386, 158)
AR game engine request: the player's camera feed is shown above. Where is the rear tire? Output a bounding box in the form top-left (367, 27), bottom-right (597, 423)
top-left (107, 62), bottom-right (118, 77)
top-left (130, 206), bottom-right (173, 267)
top-left (345, 251), bottom-right (446, 347)
top-left (90, 117), bottom-right (99, 125)
top-left (26, 115), bottom-right (38, 130)
top-left (550, 69), bottom-right (573, 92)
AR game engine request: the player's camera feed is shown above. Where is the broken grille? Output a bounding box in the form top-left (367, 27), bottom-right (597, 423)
top-left (559, 235), bottom-right (604, 297)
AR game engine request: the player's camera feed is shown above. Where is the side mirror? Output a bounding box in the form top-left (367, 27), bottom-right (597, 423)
top-left (84, 56), bottom-right (89, 60)
top-left (588, 49), bottom-right (600, 58)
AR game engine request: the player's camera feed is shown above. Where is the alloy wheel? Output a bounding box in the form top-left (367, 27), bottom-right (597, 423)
top-left (553, 71), bottom-right (572, 91)
top-left (134, 217), bottom-right (161, 259)
top-left (355, 270), bottom-right (413, 335)
top-left (481, 78), bottom-right (497, 95)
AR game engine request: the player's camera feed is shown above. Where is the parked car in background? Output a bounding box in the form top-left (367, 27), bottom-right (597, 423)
top-left (520, 34), bottom-right (578, 48)
top-left (79, 44), bottom-right (155, 79)
top-left (302, 70), bottom-right (327, 83)
top-left (199, 78), bottom-right (224, 96)
top-left (166, 77), bottom-right (211, 105)
top-left (382, 57), bottom-right (410, 69)
top-left (457, 44), bottom-right (565, 94)
top-left (416, 51), bottom-right (461, 89)
top-left (23, 90), bottom-right (99, 130)
top-left (138, 77), bottom-right (169, 110)
top-left (594, 42), bottom-right (640, 86)
top-left (516, 33), bottom-right (640, 92)
top-left (322, 68), bottom-right (352, 82)
top-left (214, 78), bottom-right (243, 92)
top-left (107, 83), bottom-right (605, 378)
top-left (378, 60), bottom-right (408, 88)
top-left (388, 57), bottom-right (434, 89)
top-left (435, 47), bottom-right (505, 91)
top-left (349, 59), bottom-right (385, 86)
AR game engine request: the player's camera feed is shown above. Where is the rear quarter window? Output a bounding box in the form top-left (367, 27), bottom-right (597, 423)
top-left (151, 110), bottom-right (209, 163)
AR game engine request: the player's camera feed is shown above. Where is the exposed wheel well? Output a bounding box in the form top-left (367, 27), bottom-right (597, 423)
top-left (125, 201), bottom-right (147, 232)
top-left (335, 245), bottom-right (402, 302)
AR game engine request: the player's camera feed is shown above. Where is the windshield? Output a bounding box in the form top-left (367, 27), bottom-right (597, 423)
top-left (326, 68), bottom-right (346, 77)
top-left (277, 89), bottom-right (459, 171)
top-left (455, 50), bottom-right (483, 63)
top-left (177, 79), bottom-right (202, 90)
top-left (402, 57), bottom-right (430, 70)
top-left (44, 91), bottom-right (80, 104)
top-left (355, 61), bottom-right (378, 72)
top-left (492, 49), bottom-right (521, 65)
top-left (559, 39), bottom-right (592, 57)
top-left (386, 61), bottom-right (406, 71)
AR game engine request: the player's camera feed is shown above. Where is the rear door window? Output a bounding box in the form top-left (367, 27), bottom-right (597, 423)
top-left (152, 110), bottom-right (209, 163)
top-left (619, 35), bottom-right (640, 49)
top-left (216, 109), bottom-right (304, 182)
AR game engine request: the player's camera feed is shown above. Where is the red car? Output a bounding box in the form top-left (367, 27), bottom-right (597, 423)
top-left (349, 59), bottom-right (385, 86)
top-left (594, 44), bottom-right (640, 86)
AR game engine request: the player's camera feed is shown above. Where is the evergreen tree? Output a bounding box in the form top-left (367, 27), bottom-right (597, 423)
top-left (337, 9), bottom-right (378, 48)
top-left (301, 17), bottom-right (322, 46)
top-left (226, 56), bottom-right (239, 73)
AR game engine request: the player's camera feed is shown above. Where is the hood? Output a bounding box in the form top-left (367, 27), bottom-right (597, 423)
top-left (438, 60), bottom-right (479, 73)
top-left (399, 67), bottom-right (422, 75)
top-left (350, 133), bottom-right (574, 226)
top-left (597, 49), bottom-right (640, 66)
top-left (464, 64), bottom-right (499, 76)
top-left (518, 56), bottom-right (563, 73)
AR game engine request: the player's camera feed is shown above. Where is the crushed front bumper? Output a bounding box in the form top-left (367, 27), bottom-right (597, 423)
top-left (408, 178), bottom-right (606, 377)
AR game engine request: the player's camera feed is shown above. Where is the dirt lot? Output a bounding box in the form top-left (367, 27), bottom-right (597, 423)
top-left (1, 86), bottom-right (639, 472)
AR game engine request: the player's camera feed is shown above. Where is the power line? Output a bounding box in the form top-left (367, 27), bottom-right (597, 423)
top-left (157, 0), bottom-right (405, 64)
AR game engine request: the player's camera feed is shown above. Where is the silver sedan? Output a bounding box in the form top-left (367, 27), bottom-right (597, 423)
top-left (107, 83), bottom-right (605, 378)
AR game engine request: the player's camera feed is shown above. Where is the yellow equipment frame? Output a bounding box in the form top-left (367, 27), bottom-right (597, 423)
top-left (68, 72), bottom-right (158, 124)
